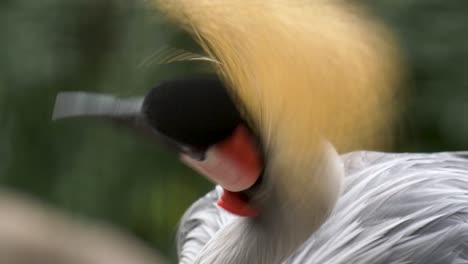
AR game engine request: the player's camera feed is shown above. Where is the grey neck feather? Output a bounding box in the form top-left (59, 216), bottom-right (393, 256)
top-left (193, 141), bottom-right (345, 264)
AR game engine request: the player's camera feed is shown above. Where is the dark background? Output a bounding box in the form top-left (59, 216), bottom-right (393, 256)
top-left (1, 0), bottom-right (467, 261)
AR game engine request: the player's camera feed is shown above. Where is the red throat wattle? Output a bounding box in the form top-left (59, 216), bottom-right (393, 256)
top-left (180, 125), bottom-right (262, 217)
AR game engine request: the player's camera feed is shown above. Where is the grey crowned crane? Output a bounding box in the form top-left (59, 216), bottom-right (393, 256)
top-left (53, 0), bottom-right (468, 263)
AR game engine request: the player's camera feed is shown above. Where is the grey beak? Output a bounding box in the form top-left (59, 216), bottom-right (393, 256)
top-left (53, 92), bottom-right (144, 121)
top-left (51, 91), bottom-right (206, 157)
top-left (52, 91), bottom-right (176, 150)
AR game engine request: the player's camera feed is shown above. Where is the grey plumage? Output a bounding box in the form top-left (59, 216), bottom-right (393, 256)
top-left (178, 151), bottom-right (468, 264)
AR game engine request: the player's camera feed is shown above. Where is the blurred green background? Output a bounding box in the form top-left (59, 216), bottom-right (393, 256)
top-left (0, 0), bottom-right (467, 261)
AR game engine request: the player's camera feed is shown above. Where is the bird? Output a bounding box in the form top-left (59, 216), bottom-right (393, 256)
top-left (53, 78), bottom-right (468, 264)
top-left (52, 0), bottom-right (468, 263)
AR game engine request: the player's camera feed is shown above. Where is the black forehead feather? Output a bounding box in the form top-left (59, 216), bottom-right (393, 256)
top-left (142, 76), bottom-right (242, 149)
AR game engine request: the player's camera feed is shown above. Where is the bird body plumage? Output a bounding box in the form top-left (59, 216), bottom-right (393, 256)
top-left (178, 151), bottom-right (468, 264)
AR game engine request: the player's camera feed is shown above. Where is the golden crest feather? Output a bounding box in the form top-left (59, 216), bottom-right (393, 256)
top-left (152, 0), bottom-right (401, 154)
top-left (139, 46), bottom-right (219, 68)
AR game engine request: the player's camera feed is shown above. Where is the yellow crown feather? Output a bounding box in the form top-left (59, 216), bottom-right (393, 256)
top-left (152, 0), bottom-right (401, 154)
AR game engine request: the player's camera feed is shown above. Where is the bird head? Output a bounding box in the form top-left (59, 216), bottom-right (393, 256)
top-left (52, 75), bottom-right (266, 217)
top-left (141, 76), bottom-right (264, 216)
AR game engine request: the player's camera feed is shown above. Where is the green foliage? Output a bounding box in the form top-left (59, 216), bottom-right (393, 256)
top-left (368, 0), bottom-right (468, 151)
top-left (0, 0), bottom-right (467, 261)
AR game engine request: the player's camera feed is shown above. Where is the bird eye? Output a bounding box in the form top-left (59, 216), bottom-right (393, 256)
top-left (179, 145), bottom-right (206, 161)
